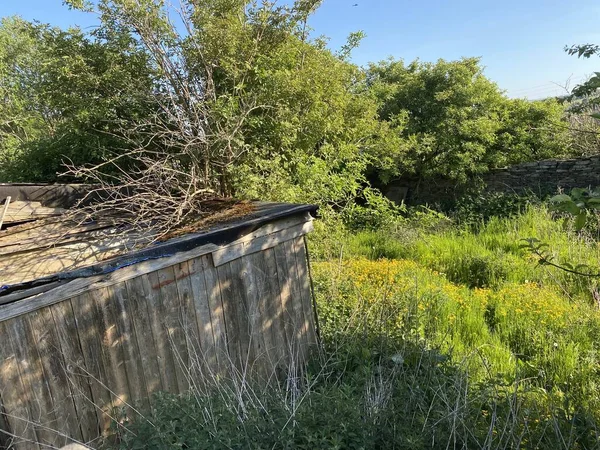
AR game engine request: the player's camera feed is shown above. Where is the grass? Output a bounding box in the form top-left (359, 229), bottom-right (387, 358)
top-left (108, 205), bottom-right (600, 449)
top-left (345, 205), bottom-right (600, 300)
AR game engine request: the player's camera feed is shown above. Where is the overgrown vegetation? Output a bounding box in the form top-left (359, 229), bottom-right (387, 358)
top-left (0, 0), bottom-right (583, 214)
top-left (5, 1), bottom-right (600, 448)
top-left (110, 205), bottom-right (600, 449)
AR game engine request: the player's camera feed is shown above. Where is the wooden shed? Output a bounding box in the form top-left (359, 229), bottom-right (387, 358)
top-left (0, 186), bottom-right (319, 449)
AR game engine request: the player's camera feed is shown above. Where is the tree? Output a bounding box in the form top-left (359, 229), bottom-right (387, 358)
top-left (488, 97), bottom-right (570, 168)
top-left (56, 0), bottom-right (391, 234)
top-left (565, 44), bottom-right (600, 107)
top-left (367, 57), bottom-right (569, 184)
top-left (0, 16), bottom-right (155, 181)
top-left (367, 57), bottom-right (505, 182)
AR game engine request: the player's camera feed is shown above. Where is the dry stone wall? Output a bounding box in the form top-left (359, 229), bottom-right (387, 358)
top-left (385, 155), bottom-right (600, 206)
top-left (484, 156), bottom-right (600, 194)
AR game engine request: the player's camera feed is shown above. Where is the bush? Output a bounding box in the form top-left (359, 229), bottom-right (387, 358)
top-left (452, 190), bottom-right (541, 226)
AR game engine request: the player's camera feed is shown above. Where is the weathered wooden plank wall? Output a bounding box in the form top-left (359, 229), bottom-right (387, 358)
top-left (0, 217), bottom-right (318, 449)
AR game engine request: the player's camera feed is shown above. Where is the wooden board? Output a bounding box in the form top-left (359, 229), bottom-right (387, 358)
top-left (27, 307), bottom-right (82, 447)
top-left (187, 257), bottom-right (218, 376)
top-left (109, 283), bottom-right (149, 412)
top-left (124, 277), bottom-right (163, 398)
top-left (201, 255), bottom-right (229, 375)
top-left (91, 287), bottom-right (132, 421)
top-left (283, 240), bottom-right (309, 362)
top-left (293, 237), bottom-right (318, 348)
top-left (0, 320), bottom-right (39, 448)
top-left (239, 254), bottom-right (268, 379)
top-left (216, 263), bottom-right (242, 372)
top-left (263, 247), bottom-right (289, 370)
top-left (49, 299), bottom-right (100, 444)
top-left (1, 201), bottom-right (65, 225)
top-left (146, 272), bottom-right (179, 393)
top-left (272, 243), bottom-right (297, 364)
top-left (156, 266), bottom-right (190, 393)
top-left (227, 258), bottom-right (254, 374)
top-left (211, 220), bottom-right (314, 267)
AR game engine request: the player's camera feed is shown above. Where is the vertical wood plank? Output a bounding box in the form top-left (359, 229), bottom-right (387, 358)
top-left (156, 266), bottom-right (190, 392)
top-left (263, 247), bottom-right (289, 368)
top-left (8, 315), bottom-right (57, 447)
top-left (145, 271), bottom-right (178, 393)
top-left (173, 262), bottom-right (201, 384)
top-left (250, 252), bottom-right (277, 372)
top-left (124, 276), bottom-right (163, 398)
top-left (283, 240), bottom-right (309, 361)
top-left (201, 254), bottom-right (229, 374)
top-left (108, 283), bottom-right (149, 411)
top-left (50, 299), bottom-right (100, 443)
top-left (27, 307), bottom-right (82, 447)
top-left (0, 320), bottom-right (39, 449)
top-left (216, 263), bottom-right (241, 371)
top-left (187, 257), bottom-right (218, 374)
top-left (69, 292), bottom-right (113, 436)
top-left (292, 237), bottom-right (318, 347)
top-left (273, 243), bottom-right (297, 361)
top-left (228, 258), bottom-right (254, 372)
top-left (91, 287), bottom-right (132, 418)
top-left (240, 254), bottom-right (267, 378)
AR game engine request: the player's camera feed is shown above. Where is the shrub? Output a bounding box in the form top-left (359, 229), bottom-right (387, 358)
top-left (452, 190), bottom-right (541, 226)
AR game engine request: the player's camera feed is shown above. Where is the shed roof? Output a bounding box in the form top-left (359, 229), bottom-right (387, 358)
top-left (0, 185), bottom-right (317, 297)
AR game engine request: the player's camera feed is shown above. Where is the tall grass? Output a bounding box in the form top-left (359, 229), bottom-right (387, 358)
top-left (343, 205), bottom-right (600, 302)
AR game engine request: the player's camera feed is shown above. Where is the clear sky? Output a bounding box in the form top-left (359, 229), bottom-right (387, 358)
top-left (2, 0), bottom-right (600, 99)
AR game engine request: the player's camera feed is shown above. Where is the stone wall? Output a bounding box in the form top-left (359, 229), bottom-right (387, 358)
top-left (385, 155), bottom-right (600, 207)
top-left (484, 156), bottom-right (600, 195)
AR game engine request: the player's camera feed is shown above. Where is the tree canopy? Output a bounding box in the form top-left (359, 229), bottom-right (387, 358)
top-left (367, 57), bottom-right (569, 183)
top-left (0, 16), bottom-right (155, 181)
top-left (0, 0), bottom-right (576, 212)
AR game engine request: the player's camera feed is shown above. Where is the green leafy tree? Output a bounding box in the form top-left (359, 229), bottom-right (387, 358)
top-left (367, 57), bottom-right (506, 182)
top-left (489, 97), bottom-right (570, 167)
top-left (565, 44), bottom-right (600, 107)
top-left (65, 0), bottom-right (392, 211)
top-left (0, 16), bottom-right (155, 181)
top-left (367, 57), bottom-right (568, 183)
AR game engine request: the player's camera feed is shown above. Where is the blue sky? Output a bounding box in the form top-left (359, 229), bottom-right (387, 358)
top-left (2, 0), bottom-right (600, 98)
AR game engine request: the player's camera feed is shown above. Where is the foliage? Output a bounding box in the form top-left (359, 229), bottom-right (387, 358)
top-left (549, 187), bottom-right (600, 231)
top-left (367, 57), bottom-right (569, 183)
top-left (563, 109), bottom-right (600, 156)
top-left (340, 187), bottom-right (405, 231)
top-left (565, 44), bottom-right (600, 107)
top-left (0, 16), bottom-right (154, 181)
top-left (489, 97), bottom-right (570, 166)
top-left (452, 189), bottom-right (541, 226)
top-left (35, 0), bottom-right (390, 214)
top-left (344, 205), bottom-right (600, 300)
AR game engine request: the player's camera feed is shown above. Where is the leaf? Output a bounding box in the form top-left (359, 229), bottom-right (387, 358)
top-left (549, 194), bottom-right (572, 203)
top-left (587, 198), bottom-right (600, 210)
top-left (575, 212), bottom-right (587, 231)
top-left (562, 217), bottom-right (570, 231)
top-left (570, 188), bottom-right (588, 201)
top-left (556, 200), bottom-right (581, 215)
